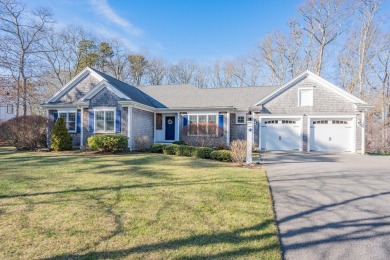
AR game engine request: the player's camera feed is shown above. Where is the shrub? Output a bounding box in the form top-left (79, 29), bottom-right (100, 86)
top-left (210, 150), bottom-right (231, 162)
top-left (180, 124), bottom-right (226, 148)
top-left (172, 140), bottom-right (186, 145)
top-left (134, 135), bottom-right (150, 151)
top-left (163, 144), bottom-right (178, 155)
top-left (230, 139), bottom-right (247, 165)
top-left (0, 116), bottom-right (50, 150)
top-left (51, 117), bottom-right (73, 151)
top-left (150, 143), bottom-right (165, 153)
top-left (175, 145), bottom-right (196, 157)
top-left (194, 147), bottom-right (214, 159)
top-left (88, 134), bottom-right (128, 152)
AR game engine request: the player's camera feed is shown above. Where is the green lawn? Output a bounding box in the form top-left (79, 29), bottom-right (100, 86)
top-left (0, 147), bottom-right (280, 259)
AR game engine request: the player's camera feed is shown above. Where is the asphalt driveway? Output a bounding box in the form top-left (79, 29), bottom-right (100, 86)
top-left (263, 152), bottom-right (390, 260)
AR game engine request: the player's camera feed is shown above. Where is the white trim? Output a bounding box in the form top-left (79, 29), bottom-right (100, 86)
top-left (259, 115), bottom-right (303, 119)
top-left (79, 81), bottom-right (129, 101)
top-left (176, 112), bottom-right (180, 141)
top-left (57, 108), bottom-right (77, 113)
top-left (308, 114), bottom-right (356, 119)
top-left (187, 111), bottom-right (220, 115)
top-left (235, 112), bottom-right (246, 124)
top-left (45, 67), bottom-right (105, 103)
top-left (153, 112), bottom-right (157, 143)
top-left (118, 101), bottom-right (155, 112)
top-left (57, 111), bottom-right (77, 133)
top-left (93, 108), bottom-right (116, 133)
top-left (361, 112), bottom-right (365, 154)
top-left (128, 106), bottom-right (133, 151)
top-left (254, 70), bottom-right (368, 106)
top-left (227, 111), bottom-right (230, 145)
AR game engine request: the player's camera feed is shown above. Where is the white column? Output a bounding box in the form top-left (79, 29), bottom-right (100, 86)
top-left (80, 107), bottom-right (84, 150)
top-left (361, 112), bottom-right (365, 154)
top-left (46, 109), bottom-right (49, 148)
top-left (176, 112), bottom-right (180, 141)
top-left (226, 111), bottom-right (230, 146)
top-left (128, 106), bottom-right (133, 151)
top-left (153, 112), bottom-right (156, 143)
top-left (246, 120), bottom-right (253, 164)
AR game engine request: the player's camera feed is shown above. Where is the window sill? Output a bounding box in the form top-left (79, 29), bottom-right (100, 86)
top-left (94, 131), bottom-right (116, 134)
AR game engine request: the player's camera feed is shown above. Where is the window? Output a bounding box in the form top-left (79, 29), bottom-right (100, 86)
top-left (156, 113), bottom-right (162, 130)
top-left (58, 112), bottom-right (76, 132)
top-left (95, 110), bottom-right (115, 133)
top-left (265, 120), bottom-right (278, 124)
top-left (298, 88), bottom-right (313, 107)
top-left (282, 120), bottom-right (296, 124)
top-left (188, 114), bottom-right (218, 136)
top-left (6, 104), bottom-right (13, 114)
top-left (313, 120), bottom-right (328, 124)
top-left (236, 113), bottom-right (246, 124)
top-left (332, 120), bottom-right (348, 124)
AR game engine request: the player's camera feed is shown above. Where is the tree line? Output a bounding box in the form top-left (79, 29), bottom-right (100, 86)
top-left (0, 0), bottom-right (389, 152)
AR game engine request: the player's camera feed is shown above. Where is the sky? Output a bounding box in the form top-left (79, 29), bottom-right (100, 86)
top-left (33, 0), bottom-right (390, 64)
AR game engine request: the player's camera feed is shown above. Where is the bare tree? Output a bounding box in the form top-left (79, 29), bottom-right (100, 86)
top-left (145, 57), bottom-right (166, 85)
top-left (128, 54), bottom-right (148, 86)
top-left (299, 0), bottom-right (356, 75)
top-left (168, 59), bottom-right (197, 84)
top-left (0, 0), bottom-right (53, 116)
top-left (105, 38), bottom-right (131, 81)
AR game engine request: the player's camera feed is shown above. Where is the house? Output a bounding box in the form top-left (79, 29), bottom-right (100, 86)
top-left (0, 88), bottom-right (17, 122)
top-left (41, 67), bottom-right (370, 154)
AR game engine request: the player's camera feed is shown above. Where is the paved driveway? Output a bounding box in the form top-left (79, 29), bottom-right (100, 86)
top-left (263, 152), bottom-right (390, 260)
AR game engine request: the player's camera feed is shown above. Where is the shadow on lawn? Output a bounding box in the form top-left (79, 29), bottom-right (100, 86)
top-left (43, 220), bottom-right (279, 260)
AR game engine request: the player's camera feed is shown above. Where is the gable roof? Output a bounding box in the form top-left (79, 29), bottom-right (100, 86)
top-left (138, 84), bottom-right (278, 110)
top-left (254, 70), bottom-right (368, 106)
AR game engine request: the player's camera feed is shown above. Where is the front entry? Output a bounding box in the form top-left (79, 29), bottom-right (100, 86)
top-left (165, 116), bottom-right (175, 140)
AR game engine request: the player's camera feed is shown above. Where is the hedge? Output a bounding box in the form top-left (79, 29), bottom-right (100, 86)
top-left (163, 144), bottom-right (178, 155)
top-left (194, 147), bottom-right (214, 159)
top-left (210, 150), bottom-right (232, 162)
top-left (88, 134), bottom-right (128, 152)
top-left (150, 143), bottom-right (166, 153)
top-left (175, 145), bottom-right (196, 157)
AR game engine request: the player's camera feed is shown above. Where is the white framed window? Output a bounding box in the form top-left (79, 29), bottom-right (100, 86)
top-left (6, 104), bottom-right (13, 114)
top-left (188, 114), bottom-right (218, 136)
top-left (58, 111), bottom-right (77, 133)
top-left (236, 113), bottom-right (246, 124)
top-left (94, 109), bottom-right (115, 133)
top-left (298, 88), bottom-right (313, 107)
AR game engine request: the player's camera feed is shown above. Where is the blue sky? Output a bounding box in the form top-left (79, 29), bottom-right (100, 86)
top-left (34, 0), bottom-right (389, 63)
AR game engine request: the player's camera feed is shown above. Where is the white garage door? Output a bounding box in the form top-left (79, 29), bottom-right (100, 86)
top-left (261, 119), bottom-right (301, 150)
top-left (310, 119), bottom-right (353, 152)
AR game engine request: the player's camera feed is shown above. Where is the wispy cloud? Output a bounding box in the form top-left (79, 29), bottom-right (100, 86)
top-left (89, 0), bottom-right (142, 36)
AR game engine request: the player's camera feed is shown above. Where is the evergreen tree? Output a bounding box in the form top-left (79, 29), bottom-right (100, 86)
top-left (51, 117), bottom-right (73, 151)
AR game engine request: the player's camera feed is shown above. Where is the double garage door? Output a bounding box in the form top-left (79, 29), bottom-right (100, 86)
top-left (260, 117), bottom-right (354, 152)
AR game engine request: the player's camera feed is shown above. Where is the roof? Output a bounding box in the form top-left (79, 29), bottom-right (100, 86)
top-left (89, 68), bottom-right (160, 107)
top-left (137, 84), bottom-right (278, 110)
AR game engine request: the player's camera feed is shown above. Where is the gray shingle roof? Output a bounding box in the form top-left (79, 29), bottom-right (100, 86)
top-left (89, 68), bottom-right (162, 107)
top-left (137, 84), bottom-right (278, 110)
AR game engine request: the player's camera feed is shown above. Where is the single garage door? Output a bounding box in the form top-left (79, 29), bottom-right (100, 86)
top-left (260, 119), bottom-right (301, 150)
top-left (310, 119), bottom-right (353, 152)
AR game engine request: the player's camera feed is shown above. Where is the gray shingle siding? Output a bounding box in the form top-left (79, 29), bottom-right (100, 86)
top-left (58, 74), bottom-right (99, 103)
top-left (89, 87), bottom-right (122, 108)
top-left (131, 108), bottom-right (154, 150)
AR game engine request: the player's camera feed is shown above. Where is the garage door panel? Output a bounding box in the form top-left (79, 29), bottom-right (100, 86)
top-left (261, 119), bottom-right (301, 151)
top-left (310, 119), bottom-right (353, 152)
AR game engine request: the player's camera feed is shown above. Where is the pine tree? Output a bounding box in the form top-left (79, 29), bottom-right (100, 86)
top-left (51, 117), bottom-right (73, 151)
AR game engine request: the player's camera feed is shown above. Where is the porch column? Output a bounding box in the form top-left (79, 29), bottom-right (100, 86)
top-left (128, 106), bottom-right (133, 151)
top-left (176, 112), bottom-right (180, 141)
top-left (226, 111), bottom-right (230, 146)
top-left (361, 112), bottom-right (365, 154)
top-left (46, 109), bottom-right (49, 148)
top-left (80, 107), bottom-right (83, 150)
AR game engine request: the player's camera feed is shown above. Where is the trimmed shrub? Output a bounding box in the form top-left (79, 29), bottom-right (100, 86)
top-left (150, 143), bottom-right (165, 153)
top-left (163, 144), bottom-right (178, 155)
top-left (172, 140), bottom-right (186, 145)
top-left (51, 117), bottom-right (73, 151)
top-left (88, 134), bottom-right (128, 152)
top-left (176, 145), bottom-right (196, 157)
top-left (0, 116), bottom-right (50, 150)
top-left (194, 147), bottom-right (214, 159)
top-left (210, 150), bottom-right (231, 162)
top-left (230, 139), bottom-right (247, 165)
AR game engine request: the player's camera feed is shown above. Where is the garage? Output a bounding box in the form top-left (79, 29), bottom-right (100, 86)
top-left (309, 118), bottom-right (354, 152)
top-left (260, 118), bottom-right (302, 151)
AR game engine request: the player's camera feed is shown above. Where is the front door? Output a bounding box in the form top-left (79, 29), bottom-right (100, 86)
top-left (165, 116), bottom-right (175, 140)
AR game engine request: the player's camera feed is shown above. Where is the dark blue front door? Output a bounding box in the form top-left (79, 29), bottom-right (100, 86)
top-left (165, 116), bottom-right (175, 140)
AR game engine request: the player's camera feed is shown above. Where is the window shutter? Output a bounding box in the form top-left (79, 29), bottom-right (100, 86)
top-left (218, 114), bottom-right (224, 129)
top-left (116, 108), bottom-right (121, 133)
top-left (53, 112), bottom-right (58, 123)
top-left (76, 110), bottom-right (81, 133)
top-left (89, 111), bottom-right (94, 132)
top-left (183, 115), bottom-right (188, 127)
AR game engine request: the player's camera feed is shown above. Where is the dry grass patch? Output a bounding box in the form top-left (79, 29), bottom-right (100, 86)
top-left (0, 147), bottom-right (280, 259)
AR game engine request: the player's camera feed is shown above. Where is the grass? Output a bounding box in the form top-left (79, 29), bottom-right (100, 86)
top-left (0, 147), bottom-right (280, 259)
